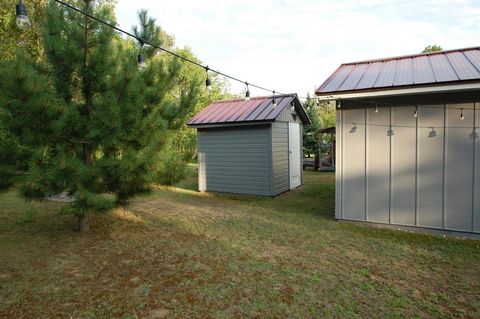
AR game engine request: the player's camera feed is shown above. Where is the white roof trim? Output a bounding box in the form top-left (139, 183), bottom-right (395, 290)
top-left (316, 82), bottom-right (480, 100)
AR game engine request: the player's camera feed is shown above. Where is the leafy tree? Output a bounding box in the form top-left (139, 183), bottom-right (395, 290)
top-left (0, 0), bottom-right (46, 61)
top-left (302, 95), bottom-right (320, 157)
top-left (318, 101), bottom-right (336, 131)
top-left (302, 95), bottom-right (336, 157)
top-left (0, 0), bottom-right (200, 231)
top-left (422, 45), bottom-right (443, 53)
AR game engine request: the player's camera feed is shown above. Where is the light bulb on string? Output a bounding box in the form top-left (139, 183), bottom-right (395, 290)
top-left (245, 82), bottom-right (250, 101)
top-left (337, 100), bottom-right (342, 109)
top-left (272, 91), bottom-right (277, 108)
top-left (460, 108), bottom-right (465, 120)
top-left (137, 41), bottom-right (146, 69)
top-left (375, 105), bottom-right (379, 113)
top-left (414, 107), bottom-right (418, 118)
top-left (290, 100), bottom-right (295, 111)
top-left (137, 53), bottom-right (146, 68)
top-left (205, 66), bottom-right (212, 91)
top-left (16, 0), bottom-right (31, 31)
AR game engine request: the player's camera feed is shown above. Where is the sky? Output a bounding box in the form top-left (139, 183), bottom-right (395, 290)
top-left (115, 0), bottom-right (480, 98)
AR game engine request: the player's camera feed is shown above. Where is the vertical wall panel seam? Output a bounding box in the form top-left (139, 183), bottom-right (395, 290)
top-left (442, 102), bottom-right (447, 229)
top-left (341, 108), bottom-right (345, 219)
top-left (415, 106), bottom-right (419, 226)
top-left (389, 106), bottom-right (393, 224)
top-left (287, 123), bottom-right (292, 190)
top-left (473, 102), bottom-right (477, 231)
top-left (365, 107), bottom-right (369, 221)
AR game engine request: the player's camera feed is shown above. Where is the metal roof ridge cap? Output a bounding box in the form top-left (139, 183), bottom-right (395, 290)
top-left (341, 46), bottom-right (480, 66)
top-left (210, 93), bottom-right (296, 104)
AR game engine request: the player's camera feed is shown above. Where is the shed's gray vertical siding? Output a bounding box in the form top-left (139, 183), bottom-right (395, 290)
top-left (277, 105), bottom-right (303, 124)
top-left (198, 126), bottom-right (272, 196)
top-left (337, 100), bottom-right (480, 233)
top-left (271, 105), bottom-right (304, 194)
top-left (271, 122), bottom-right (290, 195)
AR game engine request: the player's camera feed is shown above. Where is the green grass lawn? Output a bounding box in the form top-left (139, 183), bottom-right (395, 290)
top-left (1, 166), bottom-right (479, 318)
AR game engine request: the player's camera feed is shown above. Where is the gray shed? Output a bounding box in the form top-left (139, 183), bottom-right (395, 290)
top-left (188, 94), bottom-right (311, 196)
top-left (316, 47), bottom-right (480, 234)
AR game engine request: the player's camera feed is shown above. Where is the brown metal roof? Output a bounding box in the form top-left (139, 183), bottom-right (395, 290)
top-left (188, 94), bottom-right (311, 126)
top-left (316, 47), bottom-right (480, 95)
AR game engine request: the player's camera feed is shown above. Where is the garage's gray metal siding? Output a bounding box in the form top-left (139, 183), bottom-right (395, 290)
top-left (197, 126), bottom-right (272, 196)
top-left (336, 101), bottom-right (480, 233)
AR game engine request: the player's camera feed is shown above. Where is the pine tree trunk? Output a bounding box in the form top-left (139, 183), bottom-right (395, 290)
top-left (77, 214), bottom-right (90, 232)
top-left (76, 2), bottom-right (92, 234)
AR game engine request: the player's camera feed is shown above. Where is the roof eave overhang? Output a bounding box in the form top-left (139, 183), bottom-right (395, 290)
top-left (187, 120), bottom-right (274, 129)
top-left (316, 82), bottom-right (480, 101)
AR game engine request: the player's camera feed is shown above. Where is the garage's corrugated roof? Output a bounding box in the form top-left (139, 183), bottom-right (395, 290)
top-left (316, 47), bottom-right (480, 95)
top-left (188, 94), bottom-right (310, 126)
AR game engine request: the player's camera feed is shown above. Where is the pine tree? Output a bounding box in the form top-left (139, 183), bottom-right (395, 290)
top-left (0, 0), bottom-right (201, 231)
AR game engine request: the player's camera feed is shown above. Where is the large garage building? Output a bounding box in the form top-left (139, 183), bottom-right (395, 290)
top-left (316, 47), bottom-right (480, 234)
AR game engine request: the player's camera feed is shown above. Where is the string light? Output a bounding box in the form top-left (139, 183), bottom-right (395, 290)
top-left (18, 1), bottom-right (480, 109)
top-left (290, 101), bottom-right (295, 111)
top-left (15, 0), bottom-right (31, 30)
top-left (375, 105), bottom-right (379, 113)
top-left (272, 91), bottom-right (277, 108)
top-left (460, 108), bottom-right (465, 120)
top-left (414, 107), bottom-right (418, 118)
top-left (245, 82), bottom-right (250, 101)
top-left (137, 41), bottom-right (146, 69)
top-left (40, 0), bottom-right (288, 99)
top-left (205, 66), bottom-right (212, 91)
top-left (337, 100), bottom-right (342, 109)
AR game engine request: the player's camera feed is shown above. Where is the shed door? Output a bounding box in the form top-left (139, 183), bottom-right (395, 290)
top-left (289, 123), bottom-right (301, 189)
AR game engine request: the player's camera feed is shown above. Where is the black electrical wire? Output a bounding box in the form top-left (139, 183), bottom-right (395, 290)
top-left (35, 1), bottom-right (480, 109)
top-left (53, 0), bottom-right (285, 96)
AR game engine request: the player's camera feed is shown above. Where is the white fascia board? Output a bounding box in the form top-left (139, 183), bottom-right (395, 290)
top-left (316, 82), bottom-right (480, 100)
